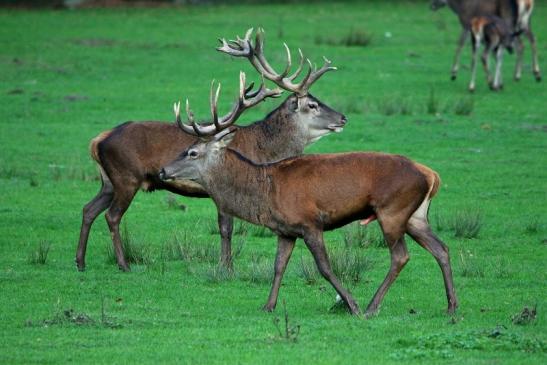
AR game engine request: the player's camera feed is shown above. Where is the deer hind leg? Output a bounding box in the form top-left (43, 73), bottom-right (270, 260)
top-left (491, 46), bottom-right (504, 90)
top-left (481, 45), bottom-right (492, 86)
top-left (76, 174), bottom-right (114, 271)
top-left (304, 229), bottom-right (360, 315)
top-left (365, 218), bottom-right (409, 317)
top-left (263, 235), bottom-right (296, 312)
top-left (218, 212), bottom-right (234, 270)
top-left (104, 181), bottom-right (138, 272)
top-left (452, 29), bottom-right (469, 81)
top-left (406, 199), bottom-right (458, 314)
top-left (524, 29), bottom-right (541, 81)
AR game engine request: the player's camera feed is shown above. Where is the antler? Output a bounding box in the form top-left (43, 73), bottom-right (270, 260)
top-left (217, 27), bottom-right (337, 97)
top-left (174, 71), bottom-right (282, 136)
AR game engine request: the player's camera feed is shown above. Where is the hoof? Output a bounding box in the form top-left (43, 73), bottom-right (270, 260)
top-left (535, 74), bottom-right (542, 82)
top-left (468, 87), bottom-right (475, 93)
top-left (118, 264), bottom-right (131, 272)
top-left (262, 304), bottom-right (275, 312)
top-left (451, 75), bottom-right (457, 81)
top-left (75, 259), bottom-right (85, 272)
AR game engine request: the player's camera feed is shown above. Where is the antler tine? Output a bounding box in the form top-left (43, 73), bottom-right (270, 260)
top-left (300, 56), bottom-right (337, 92)
top-left (287, 48), bottom-right (305, 81)
top-left (175, 72), bottom-right (281, 137)
top-left (185, 99), bottom-right (204, 135)
top-left (218, 28), bottom-right (336, 96)
top-left (210, 80), bottom-right (221, 130)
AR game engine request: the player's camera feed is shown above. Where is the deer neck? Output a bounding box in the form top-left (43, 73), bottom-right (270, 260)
top-left (233, 108), bottom-right (307, 163)
top-left (203, 150), bottom-right (275, 226)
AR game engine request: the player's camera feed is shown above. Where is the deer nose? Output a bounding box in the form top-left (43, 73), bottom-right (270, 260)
top-left (340, 116), bottom-right (348, 126)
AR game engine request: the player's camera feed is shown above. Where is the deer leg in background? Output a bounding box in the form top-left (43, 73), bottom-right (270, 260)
top-left (491, 46), bottom-right (504, 90)
top-left (451, 29), bottom-right (469, 81)
top-left (76, 178), bottom-right (114, 271)
top-left (524, 29), bottom-right (541, 81)
top-left (481, 45), bottom-right (492, 86)
top-left (104, 184), bottom-right (138, 272)
top-left (407, 222), bottom-right (458, 314)
top-left (304, 230), bottom-right (360, 315)
top-left (514, 36), bottom-right (524, 81)
top-left (263, 235), bottom-right (296, 311)
top-left (494, 46), bottom-right (504, 90)
top-left (469, 34), bottom-right (480, 92)
top-left (218, 212), bottom-right (234, 269)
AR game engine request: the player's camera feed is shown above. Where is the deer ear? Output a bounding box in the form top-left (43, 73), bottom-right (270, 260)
top-left (289, 96), bottom-right (299, 112)
top-left (217, 132), bottom-right (235, 148)
top-left (211, 129), bottom-right (236, 151)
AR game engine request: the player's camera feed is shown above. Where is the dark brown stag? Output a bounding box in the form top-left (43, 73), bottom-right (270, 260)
top-left (431, 0), bottom-right (541, 82)
top-left (76, 29), bottom-right (346, 272)
top-left (159, 130), bottom-right (458, 316)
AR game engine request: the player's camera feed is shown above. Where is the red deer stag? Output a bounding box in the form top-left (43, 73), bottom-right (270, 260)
top-left (159, 129), bottom-right (458, 316)
top-left (431, 0), bottom-right (541, 82)
top-left (76, 29), bottom-right (346, 272)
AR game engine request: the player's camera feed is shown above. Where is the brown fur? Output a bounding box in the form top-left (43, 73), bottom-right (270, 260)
top-left (77, 94), bottom-right (346, 272)
top-left (161, 146), bottom-right (458, 316)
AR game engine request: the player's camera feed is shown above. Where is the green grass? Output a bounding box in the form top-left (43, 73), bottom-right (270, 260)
top-left (1, 2), bottom-right (546, 364)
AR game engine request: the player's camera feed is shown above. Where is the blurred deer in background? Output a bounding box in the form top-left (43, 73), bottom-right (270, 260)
top-left (76, 29), bottom-right (346, 272)
top-left (431, 0), bottom-right (541, 82)
top-left (469, 15), bottom-right (516, 91)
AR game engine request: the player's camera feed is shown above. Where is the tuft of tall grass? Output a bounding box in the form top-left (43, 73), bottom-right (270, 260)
top-left (458, 249), bottom-right (485, 278)
top-left (433, 209), bottom-right (482, 238)
top-left (315, 28), bottom-right (372, 48)
top-left (426, 89), bottom-right (440, 115)
top-left (524, 219), bottom-right (540, 234)
top-left (162, 231), bottom-right (217, 263)
top-left (377, 97), bottom-right (413, 116)
top-left (453, 97), bottom-right (474, 116)
top-left (28, 240), bottom-right (51, 265)
top-left (330, 248), bottom-right (374, 284)
top-left (165, 194), bottom-right (186, 211)
top-left (105, 224), bottom-right (153, 266)
top-left (452, 210), bottom-right (482, 239)
top-left (343, 222), bottom-right (385, 248)
top-left (238, 254), bottom-right (272, 284)
top-left (298, 256), bottom-right (320, 285)
top-left (340, 29), bottom-right (373, 47)
top-left (204, 263), bottom-right (234, 284)
top-left (250, 225), bottom-right (275, 238)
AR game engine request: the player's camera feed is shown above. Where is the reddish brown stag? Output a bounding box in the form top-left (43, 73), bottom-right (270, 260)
top-left (76, 29), bottom-right (346, 272)
top-left (159, 130), bottom-right (458, 316)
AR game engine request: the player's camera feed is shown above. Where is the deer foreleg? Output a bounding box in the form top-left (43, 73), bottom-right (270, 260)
top-left (304, 230), bottom-right (360, 315)
top-left (263, 235), bottom-right (296, 311)
top-left (451, 29), bottom-right (469, 81)
top-left (218, 212), bottom-right (234, 270)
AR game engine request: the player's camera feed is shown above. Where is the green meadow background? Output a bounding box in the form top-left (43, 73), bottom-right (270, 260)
top-left (0, 1), bottom-right (545, 363)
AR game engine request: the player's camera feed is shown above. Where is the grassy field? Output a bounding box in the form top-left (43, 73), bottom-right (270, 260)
top-left (0, 1), bottom-right (546, 364)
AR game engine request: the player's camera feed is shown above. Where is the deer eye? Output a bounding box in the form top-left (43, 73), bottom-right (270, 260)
top-left (308, 102), bottom-right (318, 110)
top-left (188, 150), bottom-right (198, 158)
